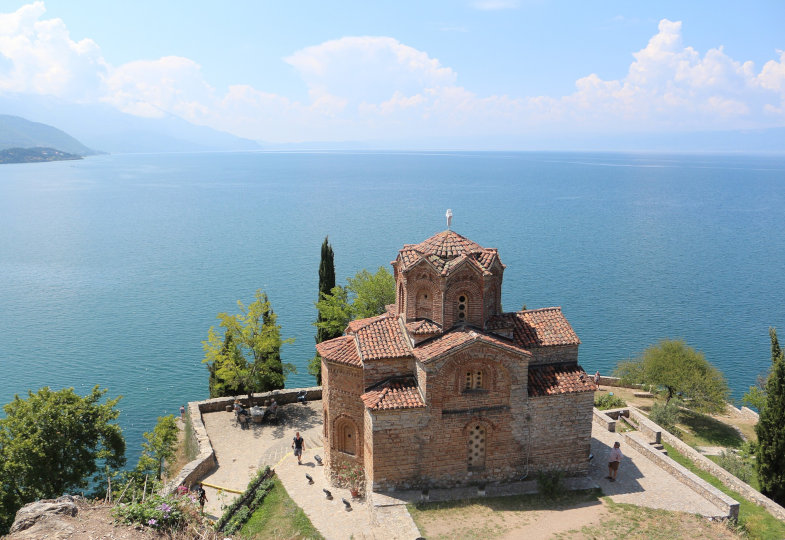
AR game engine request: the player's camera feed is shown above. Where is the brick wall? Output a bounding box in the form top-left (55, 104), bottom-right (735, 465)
top-left (324, 361), bottom-right (365, 469)
top-left (363, 357), bottom-right (415, 388)
top-left (527, 345), bottom-right (578, 366)
top-left (528, 392), bottom-right (594, 475)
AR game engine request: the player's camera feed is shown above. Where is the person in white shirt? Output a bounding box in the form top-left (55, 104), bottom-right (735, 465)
top-left (607, 441), bottom-right (623, 482)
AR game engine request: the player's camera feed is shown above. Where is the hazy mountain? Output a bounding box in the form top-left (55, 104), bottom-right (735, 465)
top-left (0, 114), bottom-right (95, 155)
top-left (0, 94), bottom-right (261, 154)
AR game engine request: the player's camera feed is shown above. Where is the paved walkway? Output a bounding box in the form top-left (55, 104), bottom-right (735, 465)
top-left (197, 400), bottom-right (727, 536)
top-left (589, 425), bottom-right (726, 517)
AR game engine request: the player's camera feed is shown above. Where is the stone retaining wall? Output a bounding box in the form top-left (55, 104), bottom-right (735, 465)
top-left (628, 407), bottom-right (661, 444)
top-left (660, 425), bottom-right (785, 522)
top-left (592, 408), bottom-right (617, 431)
top-left (597, 376), bottom-right (643, 389)
top-left (623, 431), bottom-right (739, 520)
top-left (162, 386), bottom-right (322, 495)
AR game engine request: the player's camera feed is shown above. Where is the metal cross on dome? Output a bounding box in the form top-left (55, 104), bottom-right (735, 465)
top-left (446, 209), bottom-right (453, 230)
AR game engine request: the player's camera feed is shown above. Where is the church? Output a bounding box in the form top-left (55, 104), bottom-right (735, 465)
top-left (316, 228), bottom-right (596, 492)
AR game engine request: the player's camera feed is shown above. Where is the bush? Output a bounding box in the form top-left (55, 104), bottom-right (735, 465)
top-left (715, 450), bottom-right (754, 484)
top-left (594, 393), bottom-right (626, 410)
top-left (649, 400), bottom-right (681, 431)
top-left (536, 470), bottom-right (564, 499)
top-left (113, 492), bottom-right (194, 532)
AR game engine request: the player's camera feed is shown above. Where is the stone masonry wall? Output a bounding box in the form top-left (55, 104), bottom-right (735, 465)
top-left (527, 345), bottom-right (578, 366)
top-left (324, 361), bottom-right (365, 471)
top-left (528, 391), bottom-right (594, 475)
top-left (362, 356), bottom-right (415, 389)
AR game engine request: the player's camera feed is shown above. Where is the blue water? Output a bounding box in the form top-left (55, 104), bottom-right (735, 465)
top-left (1, 151), bottom-right (784, 460)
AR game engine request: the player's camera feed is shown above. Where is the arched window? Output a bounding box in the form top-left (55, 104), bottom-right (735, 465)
top-left (334, 417), bottom-right (357, 455)
top-left (467, 424), bottom-right (486, 469)
top-left (464, 370), bottom-right (483, 390)
top-left (416, 289), bottom-right (432, 319)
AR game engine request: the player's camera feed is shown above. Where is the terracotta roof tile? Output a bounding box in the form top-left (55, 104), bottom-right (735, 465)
top-left (528, 364), bottom-right (596, 397)
top-left (405, 319), bottom-right (443, 335)
top-left (413, 327), bottom-right (529, 362)
top-left (397, 230), bottom-right (501, 275)
top-left (316, 336), bottom-right (361, 367)
top-left (361, 377), bottom-right (425, 410)
top-left (346, 314), bottom-right (387, 334)
top-left (354, 314), bottom-right (412, 360)
top-left (487, 308), bottom-right (580, 348)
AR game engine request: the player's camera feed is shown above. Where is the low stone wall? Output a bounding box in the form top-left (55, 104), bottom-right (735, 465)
top-left (163, 386), bottom-right (322, 495)
top-left (623, 431), bottom-right (739, 520)
top-left (660, 427), bottom-right (785, 522)
top-left (597, 376), bottom-right (643, 389)
top-left (592, 408), bottom-right (617, 431)
top-left (628, 407), bottom-right (661, 444)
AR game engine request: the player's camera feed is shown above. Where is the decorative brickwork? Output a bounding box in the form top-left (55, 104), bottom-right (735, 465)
top-left (320, 230), bottom-right (595, 492)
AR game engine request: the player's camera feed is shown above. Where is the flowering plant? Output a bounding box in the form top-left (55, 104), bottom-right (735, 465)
top-left (335, 457), bottom-right (365, 495)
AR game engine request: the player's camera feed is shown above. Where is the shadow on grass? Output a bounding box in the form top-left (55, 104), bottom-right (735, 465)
top-left (679, 410), bottom-right (744, 447)
top-left (409, 488), bottom-right (603, 514)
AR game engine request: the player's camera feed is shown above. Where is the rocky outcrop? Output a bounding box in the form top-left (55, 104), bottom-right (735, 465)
top-left (9, 496), bottom-right (78, 534)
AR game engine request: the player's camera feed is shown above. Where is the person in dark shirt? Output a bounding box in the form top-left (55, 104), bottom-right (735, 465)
top-left (292, 431), bottom-right (305, 464)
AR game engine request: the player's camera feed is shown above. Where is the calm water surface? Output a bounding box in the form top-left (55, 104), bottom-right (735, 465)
top-left (1, 151), bottom-right (784, 458)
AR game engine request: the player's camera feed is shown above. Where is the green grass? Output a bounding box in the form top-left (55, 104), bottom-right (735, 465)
top-left (707, 454), bottom-right (761, 492)
top-left (239, 477), bottom-right (323, 540)
top-left (677, 409), bottom-right (745, 448)
top-left (663, 442), bottom-right (785, 540)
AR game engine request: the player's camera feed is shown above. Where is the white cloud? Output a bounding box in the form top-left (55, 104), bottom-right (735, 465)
top-left (0, 2), bottom-right (106, 100)
top-left (1, 5), bottom-right (783, 143)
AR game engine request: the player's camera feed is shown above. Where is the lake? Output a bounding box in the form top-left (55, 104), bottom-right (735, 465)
top-left (1, 150), bottom-right (783, 458)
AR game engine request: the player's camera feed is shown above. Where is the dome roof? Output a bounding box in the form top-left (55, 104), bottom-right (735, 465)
top-left (397, 230), bottom-right (501, 275)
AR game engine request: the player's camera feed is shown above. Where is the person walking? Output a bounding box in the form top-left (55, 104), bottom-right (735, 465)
top-left (607, 441), bottom-right (623, 482)
top-left (594, 371), bottom-right (600, 387)
top-left (196, 483), bottom-right (207, 514)
top-left (292, 431), bottom-right (305, 465)
top-left (179, 404), bottom-right (185, 421)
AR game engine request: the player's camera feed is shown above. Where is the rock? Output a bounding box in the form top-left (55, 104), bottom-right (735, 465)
top-left (9, 496), bottom-right (78, 533)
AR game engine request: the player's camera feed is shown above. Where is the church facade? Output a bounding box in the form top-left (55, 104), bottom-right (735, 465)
top-left (316, 230), bottom-right (596, 491)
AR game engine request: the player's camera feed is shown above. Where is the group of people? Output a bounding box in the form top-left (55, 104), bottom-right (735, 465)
top-left (233, 398), bottom-right (278, 428)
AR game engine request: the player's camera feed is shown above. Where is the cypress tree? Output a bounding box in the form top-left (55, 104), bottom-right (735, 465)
top-left (756, 328), bottom-right (785, 505)
top-left (310, 236), bottom-right (337, 384)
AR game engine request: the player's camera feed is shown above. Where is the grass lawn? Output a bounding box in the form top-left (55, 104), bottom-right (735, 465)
top-left (678, 409), bottom-right (745, 448)
top-left (663, 442), bottom-right (785, 540)
top-left (706, 454), bottom-right (761, 492)
top-left (408, 489), bottom-right (602, 539)
top-left (562, 498), bottom-right (740, 539)
top-left (239, 477), bottom-right (323, 540)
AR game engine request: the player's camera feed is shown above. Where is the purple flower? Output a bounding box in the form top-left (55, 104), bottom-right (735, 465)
top-left (158, 503), bottom-right (171, 512)
top-left (147, 518), bottom-right (157, 526)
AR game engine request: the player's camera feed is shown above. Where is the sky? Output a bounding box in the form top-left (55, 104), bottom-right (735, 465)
top-left (0, 0), bottom-right (784, 144)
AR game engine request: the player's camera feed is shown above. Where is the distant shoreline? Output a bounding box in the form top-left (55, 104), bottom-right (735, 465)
top-left (0, 147), bottom-right (83, 164)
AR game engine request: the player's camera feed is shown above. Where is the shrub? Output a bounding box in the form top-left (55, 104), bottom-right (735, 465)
top-left (649, 400), bottom-right (681, 431)
top-left (716, 450), bottom-right (754, 484)
top-left (536, 470), bottom-right (564, 499)
top-left (113, 492), bottom-right (194, 532)
top-left (594, 393), bottom-right (626, 410)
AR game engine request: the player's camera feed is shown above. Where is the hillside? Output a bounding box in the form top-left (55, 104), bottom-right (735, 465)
top-left (0, 94), bottom-right (261, 154)
top-left (0, 115), bottom-right (95, 155)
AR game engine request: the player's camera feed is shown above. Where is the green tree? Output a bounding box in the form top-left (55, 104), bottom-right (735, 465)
top-left (313, 266), bottom-right (396, 339)
top-left (756, 337), bottom-right (785, 505)
top-left (614, 339), bottom-right (730, 413)
top-left (310, 237), bottom-right (339, 385)
top-left (0, 386), bottom-right (125, 533)
top-left (744, 328), bottom-right (783, 411)
top-left (203, 289), bottom-right (295, 399)
top-left (135, 415), bottom-right (178, 481)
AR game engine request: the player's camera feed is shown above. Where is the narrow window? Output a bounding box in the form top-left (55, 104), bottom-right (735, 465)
top-left (458, 294), bottom-right (467, 321)
top-left (474, 370), bottom-right (483, 389)
top-left (468, 424), bottom-right (486, 469)
top-left (465, 371), bottom-right (473, 390)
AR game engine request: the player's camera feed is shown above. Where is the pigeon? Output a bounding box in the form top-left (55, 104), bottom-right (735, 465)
top-left (305, 473), bottom-right (313, 484)
top-left (323, 488), bottom-right (332, 499)
top-left (314, 454), bottom-right (323, 465)
top-left (342, 498), bottom-right (351, 510)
